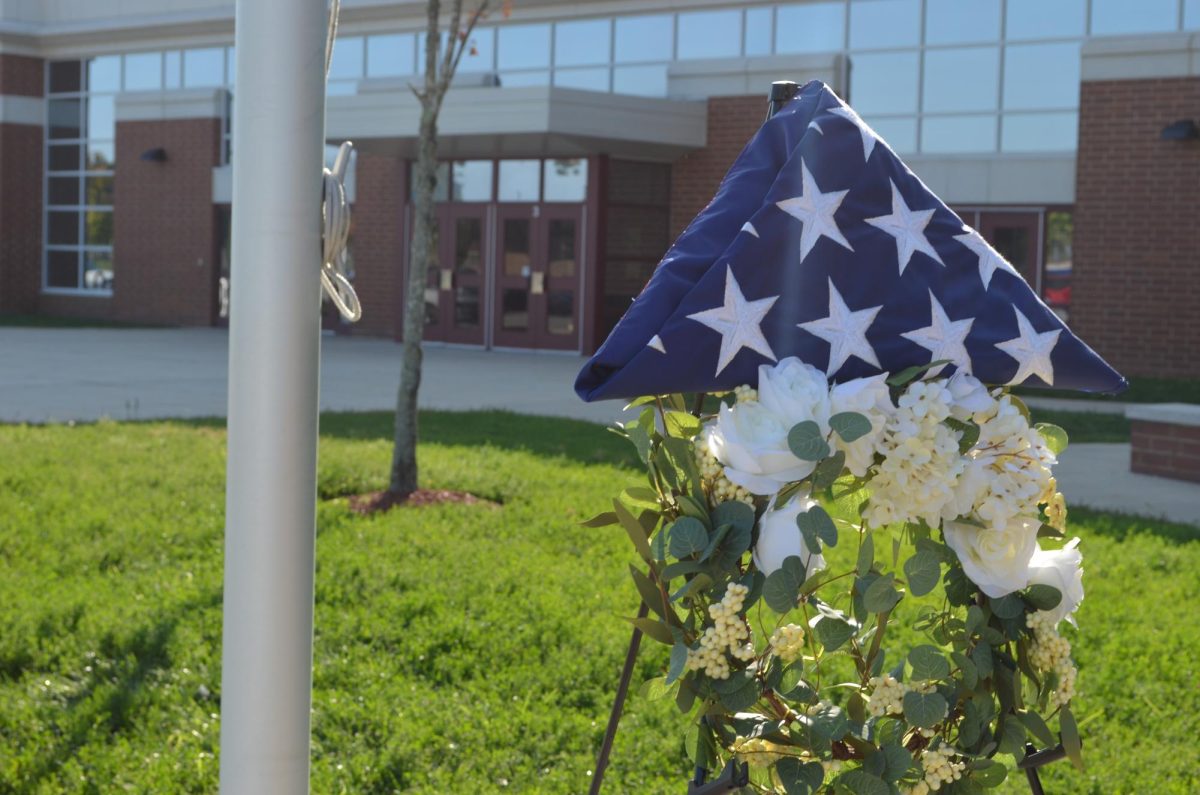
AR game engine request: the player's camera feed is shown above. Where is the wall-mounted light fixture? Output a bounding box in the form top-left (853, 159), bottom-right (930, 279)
top-left (1160, 120), bottom-right (1200, 141)
top-left (139, 147), bottom-right (168, 162)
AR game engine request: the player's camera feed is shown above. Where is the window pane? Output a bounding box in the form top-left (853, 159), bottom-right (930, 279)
top-left (49, 60), bottom-right (81, 94)
top-left (498, 24), bottom-right (550, 70)
top-left (501, 288), bottom-right (529, 329)
top-left (544, 159), bottom-right (587, 202)
top-left (46, 250), bottom-right (79, 288)
top-left (48, 144), bottom-right (82, 171)
top-left (86, 141), bottom-right (115, 171)
top-left (368, 34), bottom-right (415, 76)
top-left (1188, 0), bottom-right (1200, 28)
top-left (329, 36), bottom-right (363, 80)
top-left (1043, 211), bottom-right (1072, 317)
top-left (547, 291), bottom-right (575, 336)
top-left (164, 51), bottom-right (181, 88)
top-left (614, 14), bottom-right (673, 63)
top-left (85, 175), bottom-right (114, 206)
top-left (48, 177), bottom-right (80, 206)
top-left (459, 28), bottom-right (495, 72)
top-left (555, 19), bottom-right (611, 66)
top-left (1004, 43), bottom-right (1080, 110)
top-left (1006, 0), bottom-right (1085, 40)
top-left (677, 9), bottom-right (742, 60)
top-left (849, 52), bottom-right (918, 114)
top-left (849, 0), bottom-right (920, 49)
top-left (124, 52), bottom-right (162, 91)
top-left (776, 3), bottom-right (845, 54)
top-left (326, 80), bottom-right (356, 96)
top-left (923, 48), bottom-right (998, 113)
top-left (921, 115), bottom-right (997, 153)
top-left (47, 99), bottom-right (83, 139)
top-left (502, 220), bottom-right (531, 278)
top-left (48, 211), bottom-right (79, 244)
top-left (498, 71), bottom-right (549, 87)
top-left (84, 251), bottom-right (114, 291)
top-left (745, 7), bottom-right (773, 56)
top-left (227, 47), bottom-right (236, 85)
top-left (1001, 112), bottom-right (1077, 152)
top-left (870, 116), bottom-right (917, 153)
top-left (87, 95), bottom-right (115, 140)
top-left (85, 211), bottom-right (113, 246)
top-left (925, 0), bottom-right (1000, 44)
top-left (452, 160), bottom-right (493, 201)
top-left (547, 219), bottom-right (577, 278)
top-left (184, 48), bottom-right (225, 87)
top-left (1091, 0), bottom-right (1179, 35)
top-left (499, 160), bottom-right (540, 201)
top-left (415, 31), bottom-right (449, 72)
top-left (86, 56), bottom-right (120, 92)
top-left (612, 64), bottom-right (668, 96)
top-left (455, 218), bottom-right (482, 275)
top-left (554, 67), bottom-right (610, 91)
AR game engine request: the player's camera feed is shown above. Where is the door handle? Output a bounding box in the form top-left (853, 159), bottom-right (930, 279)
top-left (530, 272), bottom-right (545, 295)
top-left (439, 269), bottom-right (453, 291)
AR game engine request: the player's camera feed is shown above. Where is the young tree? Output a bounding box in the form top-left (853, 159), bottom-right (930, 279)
top-left (390, 0), bottom-right (498, 498)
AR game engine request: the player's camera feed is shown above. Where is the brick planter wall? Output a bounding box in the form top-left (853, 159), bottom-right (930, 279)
top-left (349, 151), bottom-right (404, 338)
top-left (1128, 404), bottom-right (1200, 483)
top-left (0, 54), bottom-right (44, 314)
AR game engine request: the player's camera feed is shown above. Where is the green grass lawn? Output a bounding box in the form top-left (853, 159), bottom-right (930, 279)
top-left (0, 412), bottom-right (1197, 794)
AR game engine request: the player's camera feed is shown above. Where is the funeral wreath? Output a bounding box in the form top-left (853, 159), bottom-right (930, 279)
top-left (591, 358), bottom-right (1084, 795)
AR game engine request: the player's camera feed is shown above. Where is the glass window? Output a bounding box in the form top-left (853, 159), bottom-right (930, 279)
top-left (1091, 0), bottom-right (1178, 35)
top-left (869, 116), bottom-right (917, 153)
top-left (499, 71), bottom-right (550, 87)
top-left (83, 251), bottom-right (114, 291)
top-left (368, 34), bottom-right (416, 76)
top-left (459, 27), bottom-right (495, 72)
top-left (921, 115), bottom-right (997, 153)
top-left (327, 80), bottom-right (356, 96)
top-left (547, 219), bottom-right (577, 278)
top-left (226, 46), bottom-right (236, 85)
top-left (47, 99), bottom-right (83, 140)
top-left (544, 159), bottom-right (587, 202)
top-left (922, 48), bottom-right (998, 113)
top-left (87, 95), bottom-right (115, 140)
top-left (925, 0), bottom-right (1000, 44)
top-left (48, 211), bottom-right (80, 245)
top-left (1006, 0), bottom-right (1085, 40)
top-left (46, 251), bottom-right (79, 288)
top-left (1003, 43), bottom-right (1080, 110)
top-left (612, 64), bottom-right (668, 97)
top-left (498, 23), bottom-right (551, 70)
top-left (415, 31), bottom-right (449, 71)
top-left (849, 0), bottom-right (920, 50)
top-left (555, 19), bottom-right (611, 66)
top-left (329, 36), bottom-right (363, 80)
top-left (86, 56), bottom-right (120, 92)
top-left (85, 210), bottom-right (113, 246)
top-left (499, 160), bottom-right (540, 201)
top-left (1188, 0), bottom-right (1200, 29)
top-left (502, 220), bottom-right (532, 279)
top-left (164, 51), bottom-right (182, 88)
top-left (745, 7), bottom-right (773, 56)
top-left (554, 68), bottom-right (610, 91)
top-left (123, 52), bottom-right (162, 91)
top-left (454, 218), bottom-right (483, 275)
top-left (849, 52), bottom-right (919, 114)
top-left (48, 177), bottom-right (80, 206)
top-left (1001, 112), bottom-right (1077, 152)
top-left (1042, 211), bottom-right (1072, 316)
top-left (677, 9), bottom-right (742, 60)
top-left (85, 175), bottom-right (114, 206)
top-left (614, 14), bottom-right (673, 63)
top-left (48, 144), bottom-right (81, 171)
top-left (452, 160), bottom-right (493, 201)
top-left (184, 48), bottom-right (225, 87)
top-left (49, 60), bottom-right (81, 94)
top-left (776, 3), bottom-right (845, 54)
top-left (86, 141), bottom-right (115, 171)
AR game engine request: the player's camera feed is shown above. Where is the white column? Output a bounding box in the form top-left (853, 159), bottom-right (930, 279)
top-left (218, 0), bottom-right (327, 792)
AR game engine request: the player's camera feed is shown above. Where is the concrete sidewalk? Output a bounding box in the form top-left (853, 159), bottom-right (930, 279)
top-left (1, 327), bottom-right (1195, 525)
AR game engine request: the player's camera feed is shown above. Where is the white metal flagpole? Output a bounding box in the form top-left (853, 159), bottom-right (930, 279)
top-left (218, 0), bottom-right (327, 792)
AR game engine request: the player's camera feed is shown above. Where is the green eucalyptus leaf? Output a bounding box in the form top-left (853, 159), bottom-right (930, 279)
top-left (1018, 709), bottom-right (1057, 748)
top-left (713, 500), bottom-right (756, 532)
top-left (904, 549), bottom-right (941, 597)
top-left (996, 715), bottom-right (1027, 757)
top-left (629, 617), bottom-right (675, 646)
top-left (836, 769), bottom-right (889, 795)
top-left (909, 645), bottom-right (951, 681)
top-left (812, 449), bottom-right (847, 490)
top-left (971, 642), bottom-right (994, 678)
top-left (880, 743), bottom-right (913, 782)
top-left (1035, 422), bottom-right (1069, 456)
top-left (581, 511), bottom-right (618, 528)
top-left (1024, 584), bottom-right (1063, 611)
top-left (629, 565), bottom-right (665, 619)
top-left (666, 642), bottom-right (688, 685)
top-left (814, 616), bottom-right (855, 652)
top-left (668, 517), bottom-right (709, 559)
top-left (1061, 705), bottom-right (1084, 770)
top-left (788, 420), bottom-right (830, 461)
top-left (990, 593), bottom-right (1024, 620)
top-left (763, 557), bottom-right (806, 614)
top-left (777, 757), bottom-right (824, 795)
top-left (798, 504), bottom-right (839, 548)
top-left (856, 532), bottom-right (875, 577)
top-left (638, 676), bottom-right (672, 700)
top-left (716, 670), bottom-right (760, 711)
top-left (664, 410), bottom-right (702, 439)
top-left (808, 703), bottom-right (849, 741)
top-left (863, 573), bottom-right (902, 613)
top-left (829, 411), bottom-right (873, 443)
top-left (614, 499), bottom-right (653, 562)
top-left (970, 759), bottom-right (1008, 787)
top-left (952, 650), bottom-right (979, 689)
top-left (902, 690), bottom-right (948, 729)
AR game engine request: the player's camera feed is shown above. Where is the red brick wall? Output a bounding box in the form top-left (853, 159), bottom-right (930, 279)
top-left (1131, 419), bottom-right (1200, 483)
top-left (1073, 77), bottom-right (1200, 379)
top-left (348, 151), bottom-right (404, 337)
top-left (670, 95), bottom-right (765, 239)
top-left (0, 54), bottom-right (43, 97)
top-left (0, 54), bottom-right (44, 314)
top-left (112, 117), bottom-right (222, 325)
top-left (601, 158), bottom-right (671, 339)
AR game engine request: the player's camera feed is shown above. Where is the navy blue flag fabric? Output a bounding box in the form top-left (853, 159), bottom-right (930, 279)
top-left (575, 81), bottom-right (1126, 402)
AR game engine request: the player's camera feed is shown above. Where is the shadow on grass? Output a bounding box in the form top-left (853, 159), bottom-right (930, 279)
top-left (1071, 506), bottom-right (1200, 544)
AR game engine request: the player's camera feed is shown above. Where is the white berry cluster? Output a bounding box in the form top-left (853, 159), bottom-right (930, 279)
top-left (694, 431), bottom-right (755, 506)
top-left (1042, 477), bottom-right (1068, 532)
top-left (769, 623), bottom-right (806, 663)
top-left (866, 674), bottom-right (907, 718)
top-left (866, 381), bottom-right (966, 528)
top-left (905, 743), bottom-right (966, 794)
top-left (730, 735), bottom-right (786, 767)
top-left (685, 582), bottom-right (754, 679)
top-left (1027, 611), bottom-right (1077, 707)
top-left (732, 384), bottom-right (759, 404)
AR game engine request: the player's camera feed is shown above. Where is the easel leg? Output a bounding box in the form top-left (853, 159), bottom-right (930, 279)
top-left (589, 601), bottom-right (649, 795)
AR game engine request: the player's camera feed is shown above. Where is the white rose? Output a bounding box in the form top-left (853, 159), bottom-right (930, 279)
top-left (753, 494), bottom-right (827, 578)
top-left (943, 516), bottom-right (1039, 598)
top-left (829, 374), bottom-right (893, 477)
top-left (757, 357), bottom-right (832, 429)
top-left (708, 401), bottom-right (816, 496)
top-left (1027, 538), bottom-right (1084, 627)
top-left (946, 372), bottom-right (993, 420)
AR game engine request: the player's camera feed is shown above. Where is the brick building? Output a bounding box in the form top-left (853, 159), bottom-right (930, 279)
top-left (0, 0), bottom-right (1198, 376)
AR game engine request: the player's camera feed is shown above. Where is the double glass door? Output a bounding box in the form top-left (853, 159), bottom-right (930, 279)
top-left (422, 203), bottom-right (582, 350)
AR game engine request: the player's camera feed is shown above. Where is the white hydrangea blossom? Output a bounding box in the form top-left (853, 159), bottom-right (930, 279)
top-left (685, 582), bottom-right (753, 680)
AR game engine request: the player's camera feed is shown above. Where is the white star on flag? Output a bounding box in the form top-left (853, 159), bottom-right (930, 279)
top-left (995, 306), bottom-right (1061, 385)
top-left (799, 278), bottom-right (882, 375)
top-left (687, 266), bottom-right (778, 376)
top-left (775, 160), bottom-right (854, 262)
top-left (954, 226), bottom-right (1018, 290)
top-left (740, 221), bottom-right (759, 238)
top-left (825, 104), bottom-right (879, 161)
top-left (901, 290), bottom-right (974, 375)
top-left (865, 180), bottom-right (944, 275)
top-left (646, 335), bottom-right (666, 353)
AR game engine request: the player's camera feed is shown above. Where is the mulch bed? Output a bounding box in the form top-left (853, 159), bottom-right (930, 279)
top-left (347, 489), bottom-right (494, 515)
